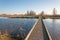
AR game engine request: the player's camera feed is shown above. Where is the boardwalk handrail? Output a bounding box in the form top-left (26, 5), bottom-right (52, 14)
top-left (24, 19), bottom-right (39, 40)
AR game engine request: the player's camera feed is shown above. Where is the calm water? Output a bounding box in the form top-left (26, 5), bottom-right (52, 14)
top-left (43, 19), bottom-right (60, 40)
top-left (0, 17), bottom-right (37, 38)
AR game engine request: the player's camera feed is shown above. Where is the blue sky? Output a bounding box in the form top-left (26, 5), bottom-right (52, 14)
top-left (0, 0), bottom-right (60, 14)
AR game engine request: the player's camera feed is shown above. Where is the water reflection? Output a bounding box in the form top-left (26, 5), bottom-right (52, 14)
top-left (43, 19), bottom-right (60, 40)
top-left (0, 17), bottom-right (37, 40)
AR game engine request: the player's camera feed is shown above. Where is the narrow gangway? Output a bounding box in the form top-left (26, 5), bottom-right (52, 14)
top-left (25, 17), bottom-right (52, 40)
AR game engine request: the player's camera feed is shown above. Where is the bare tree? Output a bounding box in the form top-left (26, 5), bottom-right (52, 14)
top-left (40, 11), bottom-right (44, 16)
top-left (30, 11), bottom-right (36, 16)
top-left (26, 11), bottom-right (36, 16)
top-left (53, 8), bottom-right (57, 15)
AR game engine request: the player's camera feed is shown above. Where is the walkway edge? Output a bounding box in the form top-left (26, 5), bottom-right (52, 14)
top-left (44, 24), bottom-right (52, 40)
top-left (24, 19), bottom-right (39, 40)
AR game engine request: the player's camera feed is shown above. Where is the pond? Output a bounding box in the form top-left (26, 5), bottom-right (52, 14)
top-left (0, 17), bottom-right (37, 40)
top-left (43, 19), bottom-right (60, 40)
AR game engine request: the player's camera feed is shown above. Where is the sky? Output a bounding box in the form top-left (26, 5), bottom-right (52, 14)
top-left (0, 0), bottom-right (60, 14)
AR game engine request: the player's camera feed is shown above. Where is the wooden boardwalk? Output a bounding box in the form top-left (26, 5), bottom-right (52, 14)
top-left (25, 17), bottom-right (51, 40)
